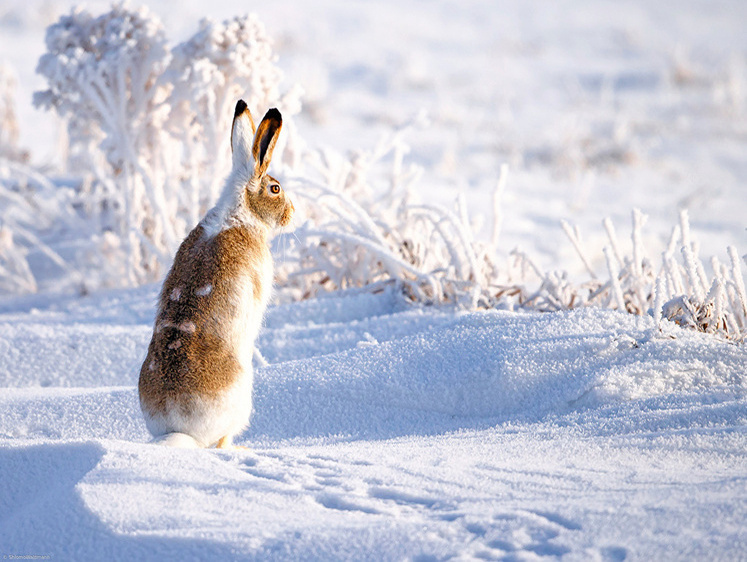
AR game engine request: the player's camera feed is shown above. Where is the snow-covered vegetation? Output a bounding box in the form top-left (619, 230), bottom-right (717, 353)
top-left (1, 0), bottom-right (746, 559)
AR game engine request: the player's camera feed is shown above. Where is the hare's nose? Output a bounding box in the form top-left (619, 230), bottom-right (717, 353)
top-left (281, 200), bottom-right (295, 226)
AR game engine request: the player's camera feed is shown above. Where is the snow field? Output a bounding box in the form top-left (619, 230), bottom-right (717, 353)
top-left (4, 425), bottom-right (745, 560)
top-left (1, 288), bottom-right (745, 558)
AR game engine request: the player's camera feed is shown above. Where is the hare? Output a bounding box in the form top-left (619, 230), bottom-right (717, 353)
top-left (138, 101), bottom-right (294, 449)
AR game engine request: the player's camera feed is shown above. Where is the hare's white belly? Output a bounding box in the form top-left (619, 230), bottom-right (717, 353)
top-left (231, 271), bottom-right (268, 372)
top-left (190, 270), bottom-right (266, 445)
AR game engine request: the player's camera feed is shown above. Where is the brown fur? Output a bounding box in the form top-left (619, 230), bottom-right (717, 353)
top-left (138, 224), bottom-right (270, 414)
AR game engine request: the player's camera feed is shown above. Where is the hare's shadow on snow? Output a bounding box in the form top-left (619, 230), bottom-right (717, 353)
top-left (0, 442), bottom-right (250, 560)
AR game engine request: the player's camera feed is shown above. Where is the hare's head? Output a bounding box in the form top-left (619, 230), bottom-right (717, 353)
top-left (231, 100), bottom-right (294, 228)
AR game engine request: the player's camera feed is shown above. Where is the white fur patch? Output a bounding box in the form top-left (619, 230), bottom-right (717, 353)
top-left (168, 340), bottom-right (182, 350)
top-left (178, 321), bottom-right (197, 333)
top-left (195, 285), bottom-right (213, 297)
top-left (170, 287), bottom-right (182, 301)
top-left (199, 166), bottom-right (265, 238)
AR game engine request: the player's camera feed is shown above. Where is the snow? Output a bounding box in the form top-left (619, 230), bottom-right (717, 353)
top-left (1, 286), bottom-right (746, 559)
top-left (1, 0), bottom-right (747, 559)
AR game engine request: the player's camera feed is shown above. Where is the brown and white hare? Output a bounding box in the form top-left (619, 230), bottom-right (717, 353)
top-left (139, 101), bottom-right (293, 449)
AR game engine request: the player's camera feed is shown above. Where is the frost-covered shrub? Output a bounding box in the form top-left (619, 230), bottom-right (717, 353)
top-left (0, 63), bottom-right (19, 152)
top-left (534, 209), bottom-right (747, 341)
top-left (657, 223), bottom-right (747, 340)
top-left (0, 157), bottom-right (84, 294)
top-left (34, 4), bottom-right (173, 285)
top-left (6, 5), bottom-right (747, 343)
top-left (0, 224), bottom-right (36, 294)
top-left (33, 6), bottom-right (300, 286)
top-left (274, 117), bottom-right (747, 341)
top-left (275, 114), bottom-right (499, 308)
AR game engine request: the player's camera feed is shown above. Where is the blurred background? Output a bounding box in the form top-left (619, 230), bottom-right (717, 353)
top-left (0, 0), bottom-right (745, 294)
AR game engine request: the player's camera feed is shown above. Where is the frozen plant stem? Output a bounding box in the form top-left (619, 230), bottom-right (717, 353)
top-left (562, 221), bottom-right (597, 279)
top-left (492, 163), bottom-right (508, 249)
top-left (604, 246), bottom-right (626, 311)
top-left (653, 273), bottom-right (666, 331)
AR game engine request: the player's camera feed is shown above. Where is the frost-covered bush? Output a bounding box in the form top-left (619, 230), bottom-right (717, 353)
top-left (34, 5), bottom-right (174, 285)
top-left (0, 63), bottom-right (19, 154)
top-left (510, 209), bottom-right (747, 341)
top-left (0, 58), bottom-right (80, 294)
top-left (275, 114), bottom-right (499, 308)
top-left (0, 158), bottom-right (84, 294)
top-left (33, 5), bottom-right (301, 286)
top-left (0, 223), bottom-right (36, 294)
top-left (275, 119), bottom-right (747, 341)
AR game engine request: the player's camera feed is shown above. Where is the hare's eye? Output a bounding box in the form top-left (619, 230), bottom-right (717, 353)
top-left (269, 184), bottom-right (281, 195)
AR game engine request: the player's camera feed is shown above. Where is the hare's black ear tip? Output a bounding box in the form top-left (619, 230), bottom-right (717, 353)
top-left (234, 99), bottom-right (248, 118)
top-left (265, 107), bottom-right (282, 123)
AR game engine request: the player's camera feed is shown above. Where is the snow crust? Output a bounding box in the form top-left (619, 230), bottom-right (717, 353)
top-left (1, 287), bottom-right (745, 559)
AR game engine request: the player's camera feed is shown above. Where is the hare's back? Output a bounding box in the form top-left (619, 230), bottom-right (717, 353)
top-left (139, 225), bottom-right (268, 407)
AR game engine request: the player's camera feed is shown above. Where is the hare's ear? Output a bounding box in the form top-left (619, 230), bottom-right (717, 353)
top-left (231, 99), bottom-right (256, 170)
top-left (252, 108), bottom-right (282, 178)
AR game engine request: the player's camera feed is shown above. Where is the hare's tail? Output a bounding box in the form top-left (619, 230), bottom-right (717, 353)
top-left (151, 432), bottom-right (201, 448)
